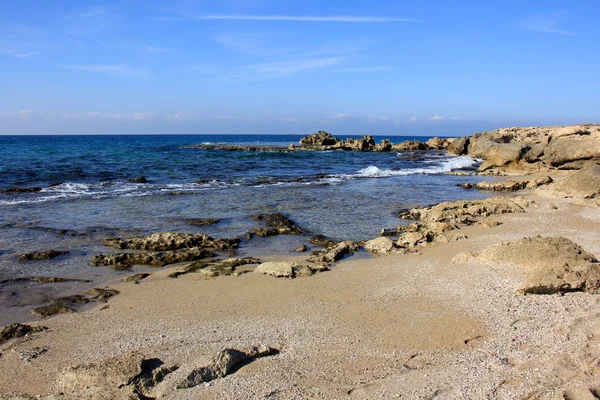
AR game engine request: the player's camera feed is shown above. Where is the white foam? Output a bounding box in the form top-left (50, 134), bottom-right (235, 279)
top-left (352, 156), bottom-right (479, 178)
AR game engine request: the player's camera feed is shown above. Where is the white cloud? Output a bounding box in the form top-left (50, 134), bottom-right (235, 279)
top-left (131, 112), bottom-right (157, 121)
top-left (337, 66), bottom-right (395, 73)
top-left (332, 113), bottom-right (355, 119)
top-left (195, 15), bottom-right (422, 23)
top-left (369, 116), bottom-right (390, 122)
top-left (520, 13), bottom-right (574, 35)
top-left (0, 49), bottom-right (40, 58)
top-left (428, 115), bottom-right (445, 120)
top-left (65, 64), bottom-right (149, 78)
top-left (408, 116), bottom-right (418, 123)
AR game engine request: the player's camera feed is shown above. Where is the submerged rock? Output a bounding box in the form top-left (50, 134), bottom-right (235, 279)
top-left (17, 250), bottom-right (69, 261)
top-left (177, 344), bottom-right (278, 389)
top-left (30, 304), bottom-right (75, 318)
top-left (0, 187), bottom-right (43, 194)
top-left (308, 234), bottom-right (335, 248)
top-left (103, 232), bottom-right (239, 251)
top-left (0, 323), bottom-right (47, 345)
top-left (186, 218), bottom-right (221, 226)
top-left (86, 287), bottom-right (119, 301)
top-left (127, 176), bottom-right (149, 183)
top-left (250, 213), bottom-right (306, 236)
top-left (91, 247), bottom-right (215, 270)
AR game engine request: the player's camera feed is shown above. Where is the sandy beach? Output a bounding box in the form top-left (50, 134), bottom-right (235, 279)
top-left (1, 125), bottom-right (600, 399)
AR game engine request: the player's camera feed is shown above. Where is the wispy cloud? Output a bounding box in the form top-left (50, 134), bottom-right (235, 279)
top-left (332, 113), bottom-right (355, 119)
top-left (337, 66), bottom-right (395, 73)
top-left (369, 115), bottom-right (390, 122)
top-left (520, 13), bottom-right (574, 35)
top-left (65, 64), bottom-right (150, 77)
top-left (226, 56), bottom-right (346, 81)
top-left (428, 115), bottom-right (459, 121)
top-left (0, 49), bottom-right (40, 58)
top-left (194, 15), bottom-right (422, 23)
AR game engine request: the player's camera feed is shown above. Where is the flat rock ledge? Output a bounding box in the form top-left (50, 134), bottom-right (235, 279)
top-left (460, 176), bottom-right (553, 191)
top-left (255, 261), bottom-right (328, 278)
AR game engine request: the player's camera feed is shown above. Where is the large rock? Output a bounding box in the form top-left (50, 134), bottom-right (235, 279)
top-left (553, 162), bottom-right (600, 198)
top-left (363, 237), bottom-right (398, 254)
top-left (255, 261), bottom-right (326, 278)
top-left (103, 232), bottom-right (239, 251)
top-left (310, 240), bottom-right (359, 263)
top-left (299, 131), bottom-right (341, 147)
top-left (542, 129), bottom-right (600, 167)
top-left (468, 136), bottom-right (527, 171)
top-left (455, 236), bottom-right (600, 294)
top-left (177, 344), bottom-right (278, 389)
top-left (91, 247), bottom-right (215, 270)
top-left (447, 136), bottom-right (470, 155)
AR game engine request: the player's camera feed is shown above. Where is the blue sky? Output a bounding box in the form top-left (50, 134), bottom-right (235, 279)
top-left (1, 0), bottom-right (599, 135)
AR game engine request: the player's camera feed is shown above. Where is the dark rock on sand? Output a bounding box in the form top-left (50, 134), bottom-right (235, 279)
top-left (86, 288), bottom-right (119, 301)
top-left (103, 232), bottom-right (239, 251)
top-left (91, 247), bottom-right (215, 270)
top-left (0, 323), bottom-right (47, 345)
top-left (168, 257), bottom-right (261, 278)
top-left (120, 273), bottom-right (150, 283)
top-left (250, 213), bottom-right (306, 236)
top-left (30, 304), bottom-right (75, 318)
top-left (0, 187), bottom-right (43, 194)
top-left (127, 176), bottom-right (149, 183)
top-left (177, 344), bottom-right (278, 389)
top-left (17, 250), bottom-right (70, 261)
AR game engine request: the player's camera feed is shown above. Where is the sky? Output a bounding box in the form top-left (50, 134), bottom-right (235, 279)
top-left (1, 0), bottom-right (599, 135)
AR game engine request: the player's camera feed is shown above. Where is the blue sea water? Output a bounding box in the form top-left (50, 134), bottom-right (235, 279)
top-left (0, 134), bottom-right (488, 324)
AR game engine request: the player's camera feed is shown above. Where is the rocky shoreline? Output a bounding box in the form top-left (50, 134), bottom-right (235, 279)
top-left (1, 124), bottom-right (600, 399)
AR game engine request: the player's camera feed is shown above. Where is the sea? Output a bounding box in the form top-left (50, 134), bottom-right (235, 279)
top-left (0, 134), bottom-right (488, 324)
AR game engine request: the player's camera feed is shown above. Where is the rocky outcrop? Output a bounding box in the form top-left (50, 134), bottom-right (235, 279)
top-left (168, 257), bottom-right (261, 278)
top-left (0, 323), bottom-right (47, 345)
top-left (17, 250), bottom-right (69, 261)
top-left (0, 187), bottom-right (43, 194)
top-left (453, 236), bottom-right (600, 295)
top-left (553, 162), bottom-right (600, 198)
top-left (250, 213), bottom-right (306, 237)
top-left (177, 344), bottom-right (278, 389)
top-left (309, 240), bottom-right (359, 263)
top-left (91, 247), bottom-right (215, 270)
top-left (459, 176), bottom-right (553, 192)
top-left (255, 261), bottom-right (327, 278)
top-left (103, 232), bottom-right (239, 252)
top-left (29, 304), bottom-right (75, 318)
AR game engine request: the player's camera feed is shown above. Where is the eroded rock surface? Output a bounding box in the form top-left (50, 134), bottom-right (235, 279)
top-left (309, 240), bottom-right (359, 263)
top-left (553, 162), bottom-right (600, 198)
top-left (16, 250), bottom-right (69, 261)
top-left (250, 213), bottom-right (306, 236)
top-left (169, 258), bottom-right (261, 278)
top-left (103, 232), bottom-right (239, 251)
top-left (460, 176), bottom-right (553, 192)
top-left (91, 247), bottom-right (215, 270)
top-left (0, 323), bottom-right (47, 345)
top-left (255, 261), bottom-right (327, 278)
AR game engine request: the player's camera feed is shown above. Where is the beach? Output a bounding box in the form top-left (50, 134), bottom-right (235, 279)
top-left (1, 125), bottom-right (600, 399)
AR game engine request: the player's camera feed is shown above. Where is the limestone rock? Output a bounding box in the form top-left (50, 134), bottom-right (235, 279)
top-left (299, 130), bottom-right (341, 147)
top-left (85, 287), bottom-right (119, 301)
top-left (447, 136), bottom-right (470, 156)
top-left (553, 163), bottom-right (600, 198)
top-left (29, 304), bottom-right (74, 318)
top-left (91, 247), bottom-right (215, 270)
top-left (255, 261), bottom-right (326, 278)
top-left (169, 257), bottom-right (261, 278)
top-left (177, 344), bottom-right (278, 389)
top-left (17, 250), bottom-right (69, 261)
top-left (526, 175), bottom-right (553, 189)
top-left (310, 240), bottom-right (358, 263)
top-left (363, 237), bottom-right (397, 254)
top-left (467, 136), bottom-right (527, 171)
top-left (103, 232), bottom-right (239, 251)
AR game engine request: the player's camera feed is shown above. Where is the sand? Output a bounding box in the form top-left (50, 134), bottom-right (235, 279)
top-left (1, 177), bottom-right (600, 399)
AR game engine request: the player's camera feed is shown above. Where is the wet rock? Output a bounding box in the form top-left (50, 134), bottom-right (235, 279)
top-left (0, 187), bottom-right (43, 194)
top-left (310, 240), bottom-right (358, 263)
top-left (299, 130), bottom-right (341, 147)
top-left (250, 213), bottom-right (305, 236)
top-left (553, 162), bottom-right (600, 198)
top-left (169, 258), bottom-right (261, 278)
top-left (0, 276), bottom-right (91, 284)
top-left (17, 250), bottom-right (69, 261)
top-left (0, 323), bottom-right (47, 345)
top-left (186, 218), bottom-right (221, 226)
top-left (30, 304), bottom-right (75, 318)
top-left (255, 261), bottom-right (327, 278)
top-left (52, 295), bottom-right (90, 304)
top-left (86, 288), bottom-right (119, 301)
top-left (363, 237), bottom-right (398, 254)
top-left (294, 245), bottom-right (308, 252)
top-left (91, 247), bottom-right (215, 270)
top-left (103, 232), bottom-right (239, 251)
top-left (120, 273), bottom-right (150, 283)
top-left (455, 236), bottom-right (600, 295)
top-left (177, 344), bottom-right (278, 389)
top-left (127, 176), bottom-right (149, 183)
top-left (308, 234), bottom-right (335, 248)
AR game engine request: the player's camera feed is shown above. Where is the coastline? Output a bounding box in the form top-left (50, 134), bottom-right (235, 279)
top-left (1, 126), bottom-right (600, 399)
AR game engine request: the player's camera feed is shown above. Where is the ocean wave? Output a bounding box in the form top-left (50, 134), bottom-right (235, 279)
top-left (352, 156), bottom-right (479, 178)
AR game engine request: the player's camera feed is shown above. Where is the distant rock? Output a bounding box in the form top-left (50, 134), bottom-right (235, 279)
top-left (299, 130), bottom-right (341, 147)
top-left (17, 250), bottom-right (69, 261)
top-left (127, 176), bottom-right (149, 183)
top-left (0, 187), bottom-right (42, 194)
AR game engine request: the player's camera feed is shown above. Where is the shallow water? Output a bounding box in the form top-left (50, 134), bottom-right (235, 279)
top-left (0, 134), bottom-right (488, 324)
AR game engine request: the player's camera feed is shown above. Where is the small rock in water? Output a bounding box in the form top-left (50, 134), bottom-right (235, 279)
top-left (187, 218), bottom-right (221, 226)
top-left (294, 245), bottom-right (308, 252)
top-left (0, 187), bottom-right (43, 194)
top-left (127, 176), bottom-right (149, 183)
top-left (17, 250), bottom-right (70, 261)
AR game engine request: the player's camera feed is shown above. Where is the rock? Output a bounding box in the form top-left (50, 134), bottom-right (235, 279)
top-left (310, 240), bottom-right (358, 263)
top-left (103, 232), bottom-right (239, 251)
top-left (16, 250), bottom-right (69, 261)
top-left (525, 175), bottom-right (553, 189)
top-left (133, 359), bottom-right (179, 397)
top-left (456, 236), bottom-right (600, 294)
top-left (169, 258), bottom-right (261, 278)
top-left (186, 218), bottom-right (221, 226)
top-left (447, 136), bottom-right (470, 156)
top-left (30, 304), bottom-right (75, 318)
top-left (294, 245), bottom-right (308, 252)
top-left (250, 213), bottom-right (305, 236)
top-left (120, 273), bottom-right (150, 283)
top-left (542, 130), bottom-right (600, 167)
top-left (177, 344), bottom-right (278, 389)
top-left (17, 346), bottom-right (48, 362)
top-left (426, 137), bottom-right (450, 150)
top-left (0, 276), bottom-right (91, 284)
top-left (52, 295), bottom-right (90, 304)
top-left (467, 136), bottom-right (528, 171)
top-left (127, 176), bottom-right (149, 183)
top-left (0, 187), bottom-right (43, 194)
top-left (392, 140), bottom-right (428, 151)
top-left (91, 247), bottom-right (215, 270)
top-left (343, 135), bottom-right (376, 151)
top-left (363, 237), bottom-right (397, 254)
top-left (86, 288), bottom-right (119, 301)
top-left (553, 163), bottom-right (600, 198)
top-left (469, 180), bottom-right (528, 191)
top-left (0, 323), bottom-right (47, 345)
top-left (299, 130), bottom-right (341, 147)
top-left (308, 234), bottom-right (335, 248)
top-left (255, 261), bottom-right (326, 278)
top-left (394, 222), bottom-right (454, 249)
top-left (374, 139), bottom-right (393, 152)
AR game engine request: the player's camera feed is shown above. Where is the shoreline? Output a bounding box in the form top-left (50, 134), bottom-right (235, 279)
top-left (1, 125), bottom-right (600, 399)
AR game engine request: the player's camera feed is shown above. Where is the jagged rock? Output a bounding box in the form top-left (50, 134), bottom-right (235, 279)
top-left (308, 234), bottom-right (335, 248)
top-left (177, 344), bottom-right (278, 389)
top-left (525, 175), bottom-right (553, 189)
top-left (103, 232), bottom-right (239, 251)
top-left (310, 240), bottom-right (358, 263)
top-left (374, 139), bottom-right (393, 152)
top-left (363, 237), bottom-right (398, 254)
top-left (255, 261), bottom-right (326, 278)
top-left (17, 250), bottom-right (69, 261)
top-left (454, 236), bottom-right (600, 294)
top-left (120, 273), bottom-right (150, 283)
top-left (250, 213), bottom-right (305, 236)
top-left (299, 131), bottom-right (341, 147)
top-left (426, 137), bottom-right (450, 150)
top-left (553, 163), bottom-right (600, 198)
top-left (91, 247), bottom-right (214, 270)
top-left (186, 218), bottom-right (221, 226)
top-left (0, 187), bottom-right (42, 194)
top-left (448, 136), bottom-right (470, 156)
top-left (30, 304), bottom-right (74, 318)
top-left (0, 323), bottom-right (47, 345)
top-left (343, 135), bottom-right (376, 151)
top-left (468, 136), bottom-right (528, 171)
top-left (393, 140), bottom-right (428, 151)
top-left (399, 197), bottom-right (531, 226)
top-left (127, 177), bottom-right (149, 183)
top-left (169, 258), bottom-right (261, 278)
top-left (86, 288), bottom-right (119, 301)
